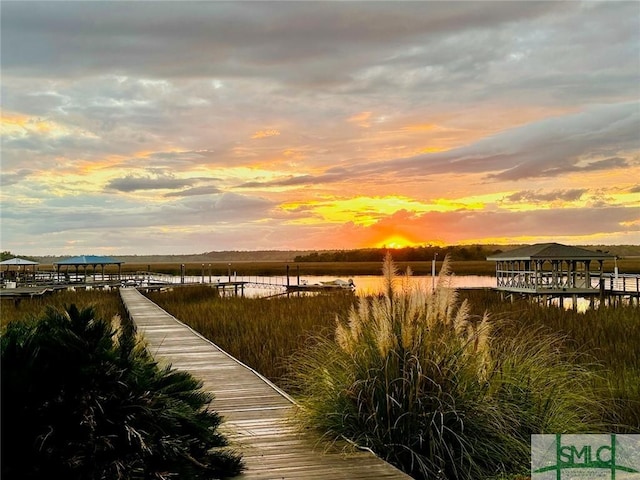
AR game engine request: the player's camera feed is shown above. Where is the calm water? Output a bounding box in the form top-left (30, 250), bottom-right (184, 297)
top-left (175, 274), bottom-right (601, 311)
top-left (304, 275), bottom-right (495, 296)
top-left (192, 274), bottom-right (496, 297)
top-left (144, 273), bottom-right (603, 310)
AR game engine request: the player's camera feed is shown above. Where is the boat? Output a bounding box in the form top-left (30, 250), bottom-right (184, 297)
top-left (319, 279), bottom-right (355, 289)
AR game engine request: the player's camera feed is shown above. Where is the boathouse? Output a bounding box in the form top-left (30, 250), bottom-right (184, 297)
top-left (486, 243), bottom-right (614, 297)
top-left (54, 255), bottom-right (123, 282)
top-left (0, 257), bottom-right (39, 286)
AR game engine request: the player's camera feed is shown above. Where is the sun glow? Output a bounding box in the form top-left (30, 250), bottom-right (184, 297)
top-left (376, 235), bottom-right (421, 249)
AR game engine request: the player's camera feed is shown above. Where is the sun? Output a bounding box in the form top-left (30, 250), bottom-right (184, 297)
top-left (376, 235), bottom-right (419, 249)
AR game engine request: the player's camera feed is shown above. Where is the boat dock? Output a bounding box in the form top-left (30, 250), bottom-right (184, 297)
top-left (119, 287), bottom-right (410, 479)
top-left (487, 244), bottom-right (640, 308)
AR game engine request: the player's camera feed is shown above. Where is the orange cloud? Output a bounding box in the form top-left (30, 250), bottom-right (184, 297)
top-left (347, 111), bottom-right (373, 128)
top-left (1, 111), bottom-right (63, 136)
top-left (402, 123), bottom-right (440, 132)
top-left (251, 129), bottom-right (280, 139)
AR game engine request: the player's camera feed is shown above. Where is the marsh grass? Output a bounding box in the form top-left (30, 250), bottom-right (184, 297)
top-left (461, 290), bottom-right (640, 432)
top-left (5, 265), bottom-right (637, 479)
top-left (144, 279), bottom-right (639, 443)
top-left (1, 289), bottom-right (127, 328)
top-left (287, 254), bottom-right (607, 479)
top-left (144, 287), bottom-right (357, 381)
top-left (34, 256), bottom-right (640, 277)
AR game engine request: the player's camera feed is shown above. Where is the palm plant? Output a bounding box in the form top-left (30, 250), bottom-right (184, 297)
top-left (1, 304), bottom-right (243, 480)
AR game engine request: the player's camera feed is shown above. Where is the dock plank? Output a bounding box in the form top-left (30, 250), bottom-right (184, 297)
top-left (120, 287), bottom-right (411, 480)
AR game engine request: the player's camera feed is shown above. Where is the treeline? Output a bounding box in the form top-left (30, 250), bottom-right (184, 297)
top-left (0, 251), bottom-right (39, 262)
top-left (294, 245), bottom-right (501, 263)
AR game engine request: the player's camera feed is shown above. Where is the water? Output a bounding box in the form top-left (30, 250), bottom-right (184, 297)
top-left (189, 274), bottom-right (496, 298)
top-left (304, 275), bottom-right (495, 296)
top-left (162, 274), bottom-right (600, 311)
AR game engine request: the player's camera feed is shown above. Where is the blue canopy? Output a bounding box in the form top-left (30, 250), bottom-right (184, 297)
top-left (55, 255), bottom-right (122, 266)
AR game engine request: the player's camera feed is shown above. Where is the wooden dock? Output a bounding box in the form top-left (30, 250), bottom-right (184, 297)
top-left (119, 287), bottom-right (411, 480)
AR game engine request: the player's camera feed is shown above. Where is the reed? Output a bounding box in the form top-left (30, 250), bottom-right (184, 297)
top-left (287, 254), bottom-right (607, 479)
top-left (144, 287), bottom-right (356, 381)
top-left (144, 280), bottom-right (639, 443)
top-left (32, 256), bottom-right (640, 277)
top-left (1, 289), bottom-right (127, 328)
top-left (460, 290), bottom-right (640, 431)
top-left (5, 272), bottom-right (636, 479)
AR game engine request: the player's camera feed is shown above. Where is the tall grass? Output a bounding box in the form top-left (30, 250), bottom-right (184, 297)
top-left (461, 290), bottom-right (640, 432)
top-left (144, 281), bottom-right (639, 445)
top-left (145, 287), bottom-right (356, 382)
top-left (5, 267), bottom-right (637, 479)
top-left (1, 289), bottom-right (127, 328)
top-left (288, 254), bottom-right (608, 480)
top-left (32, 256), bottom-right (640, 277)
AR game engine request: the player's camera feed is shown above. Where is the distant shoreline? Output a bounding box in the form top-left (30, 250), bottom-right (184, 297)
top-left (30, 244), bottom-right (640, 265)
top-left (26, 258), bottom-right (640, 277)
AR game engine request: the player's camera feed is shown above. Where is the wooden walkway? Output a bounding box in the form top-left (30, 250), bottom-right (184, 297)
top-left (119, 288), bottom-right (411, 480)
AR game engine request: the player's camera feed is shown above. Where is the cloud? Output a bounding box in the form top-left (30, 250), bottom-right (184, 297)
top-left (1, 2), bottom-right (638, 255)
top-left (504, 189), bottom-right (588, 203)
top-left (348, 112), bottom-right (373, 128)
top-left (237, 169), bottom-right (350, 188)
top-left (340, 206), bottom-right (640, 247)
top-left (537, 157), bottom-right (629, 177)
top-left (251, 129), bottom-right (280, 139)
top-left (337, 102), bottom-right (640, 182)
top-left (106, 173), bottom-right (195, 192)
top-left (213, 192), bottom-right (274, 212)
top-left (164, 186), bottom-right (221, 198)
top-left (1, 2), bottom-right (567, 80)
top-left (0, 169), bottom-right (34, 187)
top-left (237, 102), bottom-right (639, 188)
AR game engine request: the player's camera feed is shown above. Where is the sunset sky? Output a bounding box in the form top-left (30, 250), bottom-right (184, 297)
top-left (1, 1), bottom-right (639, 256)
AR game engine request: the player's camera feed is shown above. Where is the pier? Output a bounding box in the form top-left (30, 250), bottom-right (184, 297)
top-left (119, 287), bottom-right (410, 479)
top-left (487, 243), bottom-right (640, 308)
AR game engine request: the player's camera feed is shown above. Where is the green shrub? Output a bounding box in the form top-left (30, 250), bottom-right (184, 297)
top-left (290, 254), bottom-right (605, 479)
top-left (1, 304), bottom-right (243, 480)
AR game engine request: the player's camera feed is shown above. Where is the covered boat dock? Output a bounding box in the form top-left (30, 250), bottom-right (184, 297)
top-left (54, 255), bottom-right (123, 283)
top-left (486, 243), bottom-right (628, 307)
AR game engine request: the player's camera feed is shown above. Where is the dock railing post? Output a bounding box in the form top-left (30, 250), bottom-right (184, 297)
top-left (432, 253), bottom-right (438, 292)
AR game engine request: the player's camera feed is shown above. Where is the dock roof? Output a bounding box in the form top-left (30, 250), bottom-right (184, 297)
top-left (486, 243), bottom-right (614, 261)
top-left (54, 255), bottom-right (123, 266)
top-left (0, 257), bottom-right (39, 266)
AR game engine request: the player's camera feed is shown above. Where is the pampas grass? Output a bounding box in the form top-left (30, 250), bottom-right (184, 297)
top-left (289, 253), bottom-right (606, 480)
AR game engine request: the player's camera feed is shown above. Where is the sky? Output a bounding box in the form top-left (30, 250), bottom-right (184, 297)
top-left (1, 1), bottom-right (639, 256)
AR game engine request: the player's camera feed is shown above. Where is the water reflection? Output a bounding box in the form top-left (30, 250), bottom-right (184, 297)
top-left (149, 273), bottom-right (601, 311)
top-left (230, 275), bottom-right (496, 298)
top-left (309, 275), bottom-right (496, 296)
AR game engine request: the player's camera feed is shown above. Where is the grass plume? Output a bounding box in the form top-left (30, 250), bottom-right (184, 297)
top-left (289, 253), bottom-right (607, 479)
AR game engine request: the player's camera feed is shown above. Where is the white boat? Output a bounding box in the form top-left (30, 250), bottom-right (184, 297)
top-left (319, 279), bottom-right (355, 289)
